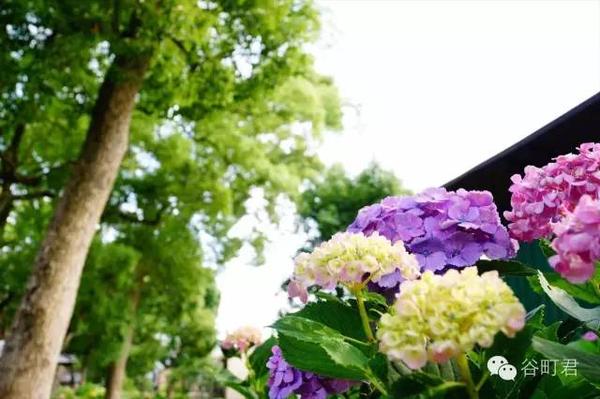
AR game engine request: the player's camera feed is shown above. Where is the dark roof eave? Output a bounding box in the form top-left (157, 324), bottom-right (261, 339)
top-left (444, 91), bottom-right (600, 214)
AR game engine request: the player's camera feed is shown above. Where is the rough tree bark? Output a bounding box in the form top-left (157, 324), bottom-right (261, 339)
top-left (0, 53), bottom-right (150, 399)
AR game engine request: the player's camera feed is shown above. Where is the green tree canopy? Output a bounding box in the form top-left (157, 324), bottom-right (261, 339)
top-left (0, 1), bottom-right (342, 397)
top-left (298, 163), bottom-right (408, 245)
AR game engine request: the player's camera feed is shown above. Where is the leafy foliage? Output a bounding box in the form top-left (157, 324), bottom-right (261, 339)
top-left (298, 163), bottom-right (408, 245)
top-left (273, 315), bottom-right (370, 379)
top-left (261, 241), bottom-right (600, 398)
top-left (249, 336), bottom-right (277, 384)
top-left (476, 259), bottom-right (538, 277)
top-left (0, 0), bottom-right (342, 396)
top-left (537, 271), bottom-right (600, 330)
top-left (291, 300), bottom-right (369, 342)
top-left (529, 268), bottom-right (600, 306)
top-left (532, 336), bottom-right (600, 384)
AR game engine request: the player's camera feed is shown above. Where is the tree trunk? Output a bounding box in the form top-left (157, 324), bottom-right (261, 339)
top-left (104, 278), bottom-right (141, 399)
top-left (166, 377), bottom-right (176, 399)
top-left (104, 322), bottom-right (135, 399)
top-left (0, 53), bottom-right (150, 399)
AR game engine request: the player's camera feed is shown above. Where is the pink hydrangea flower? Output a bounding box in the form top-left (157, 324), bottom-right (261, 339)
top-left (221, 326), bottom-right (262, 353)
top-left (582, 331), bottom-right (599, 341)
top-left (549, 195), bottom-right (600, 283)
top-left (505, 143), bottom-right (600, 242)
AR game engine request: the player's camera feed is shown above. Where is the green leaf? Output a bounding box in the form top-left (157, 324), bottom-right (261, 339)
top-left (567, 339), bottom-right (600, 355)
top-left (547, 378), bottom-right (599, 398)
top-left (272, 316), bottom-right (370, 380)
top-left (291, 300), bottom-right (368, 342)
top-left (476, 259), bottom-right (537, 276)
top-left (363, 291), bottom-right (388, 308)
top-left (536, 321), bottom-right (561, 342)
top-left (538, 271), bottom-right (600, 329)
top-left (412, 381), bottom-right (466, 399)
top-left (482, 306), bottom-right (545, 397)
top-left (527, 305), bottom-right (547, 329)
top-left (538, 239), bottom-right (555, 258)
top-left (314, 291), bottom-right (343, 303)
top-left (277, 334), bottom-right (367, 380)
top-left (272, 316), bottom-right (367, 347)
top-left (249, 336), bottom-right (276, 379)
top-left (368, 353), bottom-right (389, 386)
top-left (391, 372), bottom-right (465, 399)
top-left (529, 269), bottom-right (600, 305)
top-left (321, 338), bottom-right (370, 371)
top-left (217, 370), bottom-right (258, 399)
top-left (532, 336), bottom-right (600, 384)
top-left (530, 372), bottom-right (600, 399)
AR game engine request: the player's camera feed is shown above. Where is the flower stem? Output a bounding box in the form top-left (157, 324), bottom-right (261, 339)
top-left (366, 370), bottom-right (388, 396)
top-left (354, 289), bottom-right (375, 341)
top-left (475, 370), bottom-right (489, 391)
top-left (456, 353), bottom-right (478, 399)
top-left (242, 352), bottom-right (259, 393)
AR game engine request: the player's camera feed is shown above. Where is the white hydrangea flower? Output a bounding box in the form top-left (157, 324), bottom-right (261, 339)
top-left (221, 326), bottom-right (262, 352)
top-left (378, 267), bottom-right (525, 369)
top-left (288, 232), bottom-right (420, 302)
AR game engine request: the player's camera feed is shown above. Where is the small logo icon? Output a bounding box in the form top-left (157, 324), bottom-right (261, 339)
top-left (498, 364), bottom-right (517, 381)
top-left (487, 355), bottom-right (517, 381)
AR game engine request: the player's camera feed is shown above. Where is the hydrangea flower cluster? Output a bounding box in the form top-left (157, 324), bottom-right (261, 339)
top-left (267, 346), bottom-right (355, 399)
top-left (347, 188), bottom-right (517, 279)
top-left (288, 232), bottom-right (420, 302)
top-left (221, 326), bottom-right (262, 353)
top-left (377, 267), bottom-right (525, 369)
top-left (505, 142), bottom-right (600, 242)
top-left (549, 195), bottom-right (600, 283)
top-left (583, 331), bottom-right (599, 341)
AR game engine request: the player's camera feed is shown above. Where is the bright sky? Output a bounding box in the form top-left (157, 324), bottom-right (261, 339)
top-left (216, 0), bottom-right (600, 337)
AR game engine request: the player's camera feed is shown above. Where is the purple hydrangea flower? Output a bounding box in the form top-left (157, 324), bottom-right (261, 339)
top-left (267, 346), bottom-right (355, 399)
top-left (348, 188), bottom-right (517, 290)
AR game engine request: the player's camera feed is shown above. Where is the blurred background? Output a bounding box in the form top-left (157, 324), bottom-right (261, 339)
top-left (0, 1), bottom-right (599, 398)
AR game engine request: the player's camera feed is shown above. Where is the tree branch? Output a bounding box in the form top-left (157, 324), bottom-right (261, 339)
top-left (12, 161), bottom-right (72, 186)
top-left (115, 210), bottom-right (162, 226)
top-left (112, 0), bottom-right (120, 35)
top-left (167, 35), bottom-right (200, 72)
top-left (1, 161), bottom-right (73, 187)
top-left (0, 124), bottom-right (26, 170)
top-left (12, 173), bottom-right (42, 186)
top-left (9, 124), bottom-right (25, 155)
